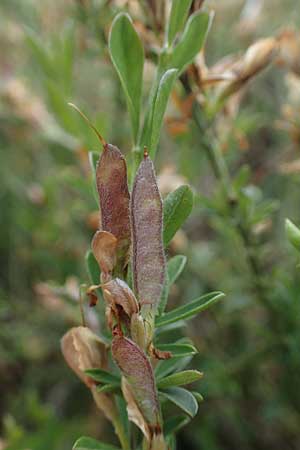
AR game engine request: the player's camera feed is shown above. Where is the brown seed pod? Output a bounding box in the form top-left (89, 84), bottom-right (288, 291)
top-left (96, 143), bottom-right (131, 273)
top-left (131, 152), bottom-right (166, 313)
top-left (91, 230), bottom-right (118, 280)
top-left (102, 278), bottom-right (139, 318)
top-left (61, 326), bottom-right (118, 423)
top-left (61, 326), bottom-right (108, 388)
top-left (112, 335), bottom-right (162, 436)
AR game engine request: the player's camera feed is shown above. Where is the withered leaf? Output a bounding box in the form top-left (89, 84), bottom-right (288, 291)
top-left (96, 144), bottom-right (131, 272)
top-left (91, 230), bottom-right (117, 279)
top-left (112, 336), bottom-right (162, 434)
top-left (102, 278), bottom-right (139, 318)
top-left (131, 153), bottom-right (165, 313)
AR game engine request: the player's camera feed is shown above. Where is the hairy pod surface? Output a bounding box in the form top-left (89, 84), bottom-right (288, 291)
top-left (96, 143), bottom-right (131, 272)
top-left (131, 154), bottom-right (165, 313)
top-left (112, 335), bottom-right (161, 433)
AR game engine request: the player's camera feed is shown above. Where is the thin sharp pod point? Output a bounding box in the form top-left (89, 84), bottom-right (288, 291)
top-left (68, 102), bottom-right (107, 147)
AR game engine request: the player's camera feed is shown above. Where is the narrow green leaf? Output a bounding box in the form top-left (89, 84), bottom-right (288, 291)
top-left (166, 434), bottom-right (176, 450)
top-left (73, 436), bottom-right (121, 450)
top-left (96, 383), bottom-right (120, 394)
top-left (158, 270), bottom-right (170, 315)
top-left (157, 370), bottom-right (203, 389)
top-left (156, 291), bottom-right (225, 328)
top-left (109, 13), bottom-right (144, 141)
top-left (168, 255), bottom-right (187, 285)
top-left (163, 185), bottom-right (193, 245)
top-left (171, 11), bottom-right (213, 74)
top-left (155, 356), bottom-right (193, 379)
top-left (149, 69), bottom-right (178, 159)
top-left (160, 387), bottom-right (198, 418)
top-left (115, 396), bottom-right (130, 444)
top-left (85, 368), bottom-right (121, 385)
top-left (88, 151), bottom-right (100, 204)
top-left (159, 254), bottom-right (187, 316)
top-left (192, 391), bottom-right (204, 403)
top-left (155, 320), bottom-right (186, 336)
top-left (167, 0), bottom-right (193, 45)
top-left (156, 343), bottom-right (197, 358)
top-left (26, 28), bottom-right (54, 78)
top-left (85, 250), bottom-right (100, 285)
top-left (286, 219), bottom-right (300, 251)
top-left (89, 151), bottom-right (99, 176)
top-left (164, 415), bottom-right (191, 436)
top-left (45, 80), bottom-right (78, 134)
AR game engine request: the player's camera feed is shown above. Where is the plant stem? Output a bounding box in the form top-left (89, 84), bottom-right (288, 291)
top-left (113, 416), bottom-right (131, 450)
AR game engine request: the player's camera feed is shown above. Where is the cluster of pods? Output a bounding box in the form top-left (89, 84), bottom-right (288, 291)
top-left (62, 138), bottom-right (168, 446)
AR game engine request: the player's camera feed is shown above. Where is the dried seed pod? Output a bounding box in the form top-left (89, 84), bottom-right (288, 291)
top-left (96, 143), bottom-right (131, 272)
top-left (61, 326), bottom-right (108, 388)
top-left (217, 37), bottom-right (278, 102)
top-left (102, 278), bottom-right (139, 318)
top-left (131, 152), bottom-right (166, 313)
top-left (61, 326), bottom-right (118, 423)
top-left (112, 335), bottom-right (162, 436)
top-left (91, 230), bottom-right (117, 280)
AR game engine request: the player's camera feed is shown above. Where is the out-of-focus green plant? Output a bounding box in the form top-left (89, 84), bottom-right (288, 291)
top-left (2, 1), bottom-right (300, 450)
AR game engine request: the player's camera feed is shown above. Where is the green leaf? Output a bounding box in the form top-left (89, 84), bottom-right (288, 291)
top-left (85, 250), bottom-right (100, 285)
top-left (156, 291), bottom-right (225, 328)
top-left (88, 151), bottom-right (100, 204)
top-left (155, 355), bottom-right (193, 379)
top-left (157, 370), bottom-right (203, 389)
top-left (286, 219), bottom-right (300, 251)
top-left (149, 68), bottom-right (178, 159)
top-left (159, 255), bottom-right (187, 315)
top-left (192, 391), bottom-right (204, 403)
top-left (73, 436), bottom-right (121, 450)
top-left (164, 415), bottom-right (191, 436)
top-left (96, 383), bottom-right (120, 394)
top-left (163, 185), bottom-right (194, 245)
top-left (45, 80), bottom-right (78, 135)
top-left (109, 13), bottom-right (144, 142)
top-left (167, 0), bottom-right (193, 46)
top-left (166, 434), bottom-right (176, 450)
top-left (115, 396), bottom-right (130, 444)
top-left (84, 368), bottom-right (121, 385)
top-left (26, 28), bottom-right (54, 78)
top-left (160, 387), bottom-right (198, 418)
top-left (156, 343), bottom-right (197, 358)
top-left (168, 255), bottom-right (187, 285)
top-left (170, 11), bottom-right (213, 74)
top-left (158, 270), bottom-right (170, 315)
top-left (88, 151), bottom-right (99, 176)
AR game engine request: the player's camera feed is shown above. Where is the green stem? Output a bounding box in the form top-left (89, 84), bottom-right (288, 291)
top-left (113, 416), bottom-right (131, 450)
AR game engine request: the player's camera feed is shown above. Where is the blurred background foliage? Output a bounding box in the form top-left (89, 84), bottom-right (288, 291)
top-left (1, 0), bottom-right (300, 449)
